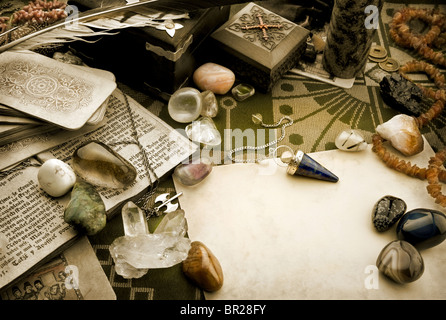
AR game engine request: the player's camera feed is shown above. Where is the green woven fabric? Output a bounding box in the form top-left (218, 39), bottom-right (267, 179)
top-left (88, 0), bottom-right (446, 300)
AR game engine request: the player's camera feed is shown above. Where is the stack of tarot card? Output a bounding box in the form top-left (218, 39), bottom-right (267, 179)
top-left (0, 50), bottom-right (117, 147)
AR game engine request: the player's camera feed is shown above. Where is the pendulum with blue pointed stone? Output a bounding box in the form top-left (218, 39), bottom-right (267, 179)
top-left (285, 150), bottom-right (339, 182)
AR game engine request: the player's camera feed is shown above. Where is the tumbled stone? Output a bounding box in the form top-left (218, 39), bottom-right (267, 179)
top-left (109, 234), bottom-right (191, 269)
top-left (193, 62), bottom-right (235, 95)
top-left (173, 157), bottom-right (213, 186)
top-left (372, 195), bottom-right (407, 232)
top-left (335, 129), bottom-right (367, 152)
top-left (72, 140), bottom-right (137, 189)
top-left (396, 208), bottom-right (446, 250)
top-left (201, 90), bottom-right (218, 118)
top-left (154, 209), bottom-right (187, 237)
top-left (379, 73), bottom-right (424, 116)
top-left (64, 181), bottom-right (106, 235)
top-left (375, 114), bottom-right (424, 156)
top-left (122, 201), bottom-right (149, 237)
top-left (232, 83), bottom-right (255, 101)
top-left (168, 87), bottom-right (203, 123)
top-left (182, 241), bottom-right (224, 292)
top-left (376, 240), bottom-right (424, 284)
top-left (37, 159), bottom-right (76, 197)
top-left (185, 117), bottom-right (221, 146)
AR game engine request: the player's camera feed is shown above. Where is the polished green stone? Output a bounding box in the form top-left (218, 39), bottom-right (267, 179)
top-left (64, 181), bottom-right (106, 235)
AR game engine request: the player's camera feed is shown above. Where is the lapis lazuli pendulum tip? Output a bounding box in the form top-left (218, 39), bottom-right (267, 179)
top-left (286, 150), bottom-right (339, 182)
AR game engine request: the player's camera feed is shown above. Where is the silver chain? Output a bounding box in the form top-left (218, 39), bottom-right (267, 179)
top-left (227, 115), bottom-right (294, 163)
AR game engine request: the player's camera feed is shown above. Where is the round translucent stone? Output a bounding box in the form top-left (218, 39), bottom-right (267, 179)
top-left (168, 87), bottom-right (203, 123)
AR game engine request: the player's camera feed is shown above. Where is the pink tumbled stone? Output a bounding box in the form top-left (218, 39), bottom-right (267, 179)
top-left (193, 62), bottom-right (235, 95)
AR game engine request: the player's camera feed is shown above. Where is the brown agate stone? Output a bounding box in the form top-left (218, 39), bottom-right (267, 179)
top-left (182, 241), bottom-right (223, 292)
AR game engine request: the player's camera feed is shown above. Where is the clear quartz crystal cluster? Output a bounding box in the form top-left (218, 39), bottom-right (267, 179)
top-left (109, 202), bottom-right (190, 279)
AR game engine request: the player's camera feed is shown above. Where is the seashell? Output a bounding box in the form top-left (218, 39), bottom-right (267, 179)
top-left (173, 157), bottom-right (213, 186)
top-left (335, 129), bottom-right (368, 151)
top-left (375, 114), bottom-right (424, 156)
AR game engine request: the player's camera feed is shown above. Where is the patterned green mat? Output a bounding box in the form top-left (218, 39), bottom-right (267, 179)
top-left (88, 1), bottom-right (446, 300)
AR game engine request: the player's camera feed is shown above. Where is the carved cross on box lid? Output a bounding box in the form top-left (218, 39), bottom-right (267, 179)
top-left (211, 2), bottom-right (309, 71)
top-left (229, 3), bottom-right (294, 51)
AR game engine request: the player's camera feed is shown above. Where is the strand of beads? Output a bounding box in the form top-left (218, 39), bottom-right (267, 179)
top-left (427, 149), bottom-right (446, 207)
top-left (389, 8), bottom-right (446, 67)
top-left (372, 59), bottom-right (446, 206)
top-left (10, 0), bottom-right (67, 25)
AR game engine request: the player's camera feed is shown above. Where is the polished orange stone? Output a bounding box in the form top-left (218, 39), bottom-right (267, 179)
top-left (182, 241), bottom-right (223, 292)
top-left (193, 62), bottom-right (235, 95)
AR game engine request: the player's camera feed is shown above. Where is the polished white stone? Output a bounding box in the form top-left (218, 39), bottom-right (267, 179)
top-left (37, 159), bottom-right (76, 197)
top-left (335, 129), bottom-right (367, 152)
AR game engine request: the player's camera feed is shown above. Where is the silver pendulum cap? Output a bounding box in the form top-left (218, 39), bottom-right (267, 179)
top-left (286, 150), bottom-right (339, 183)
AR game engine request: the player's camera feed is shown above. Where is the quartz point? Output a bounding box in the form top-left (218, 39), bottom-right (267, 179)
top-left (396, 208), bottom-right (446, 250)
top-left (110, 205), bottom-right (191, 277)
top-left (201, 90), bottom-right (218, 118)
top-left (122, 201), bottom-right (149, 237)
top-left (185, 117), bottom-right (221, 146)
top-left (72, 140), bottom-right (137, 189)
top-left (64, 181), bottom-right (106, 235)
top-left (116, 201), bottom-right (150, 279)
top-left (372, 195), bottom-right (407, 232)
top-left (375, 114), bottom-right (424, 156)
top-left (154, 209), bottom-right (187, 237)
top-left (335, 129), bottom-right (367, 152)
top-left (168, 87), bottom-right (203, 123)
top-left (173, 157), bottom-right (213, 186)
top-left (376, 240), bottom-right (424, 284)
top-left (182, 241), bottom-right (224, 292)
top-left (232, 83), bottom-right (255, 101)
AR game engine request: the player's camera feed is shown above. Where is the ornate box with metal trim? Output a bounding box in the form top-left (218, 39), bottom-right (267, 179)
top-left (208, 2), bottom-right (309, 92)
top-left (70, 2), bottom-right (230, 100)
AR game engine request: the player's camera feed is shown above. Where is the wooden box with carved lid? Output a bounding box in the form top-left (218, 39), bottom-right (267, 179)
top-left (208, 2), bottom-right (310, 92)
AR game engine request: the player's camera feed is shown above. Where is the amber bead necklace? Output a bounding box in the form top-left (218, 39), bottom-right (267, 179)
top-left (372, 7), bottom-right (446, 207)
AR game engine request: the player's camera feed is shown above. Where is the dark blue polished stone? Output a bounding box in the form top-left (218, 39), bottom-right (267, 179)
top-left (296, 153), bottom-right (339, 183)
top-left (396, 208), bottom-right (446, 250)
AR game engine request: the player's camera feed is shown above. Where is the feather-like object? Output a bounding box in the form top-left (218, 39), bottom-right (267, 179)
top-left (0, 0), bottom-right (258, 53)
